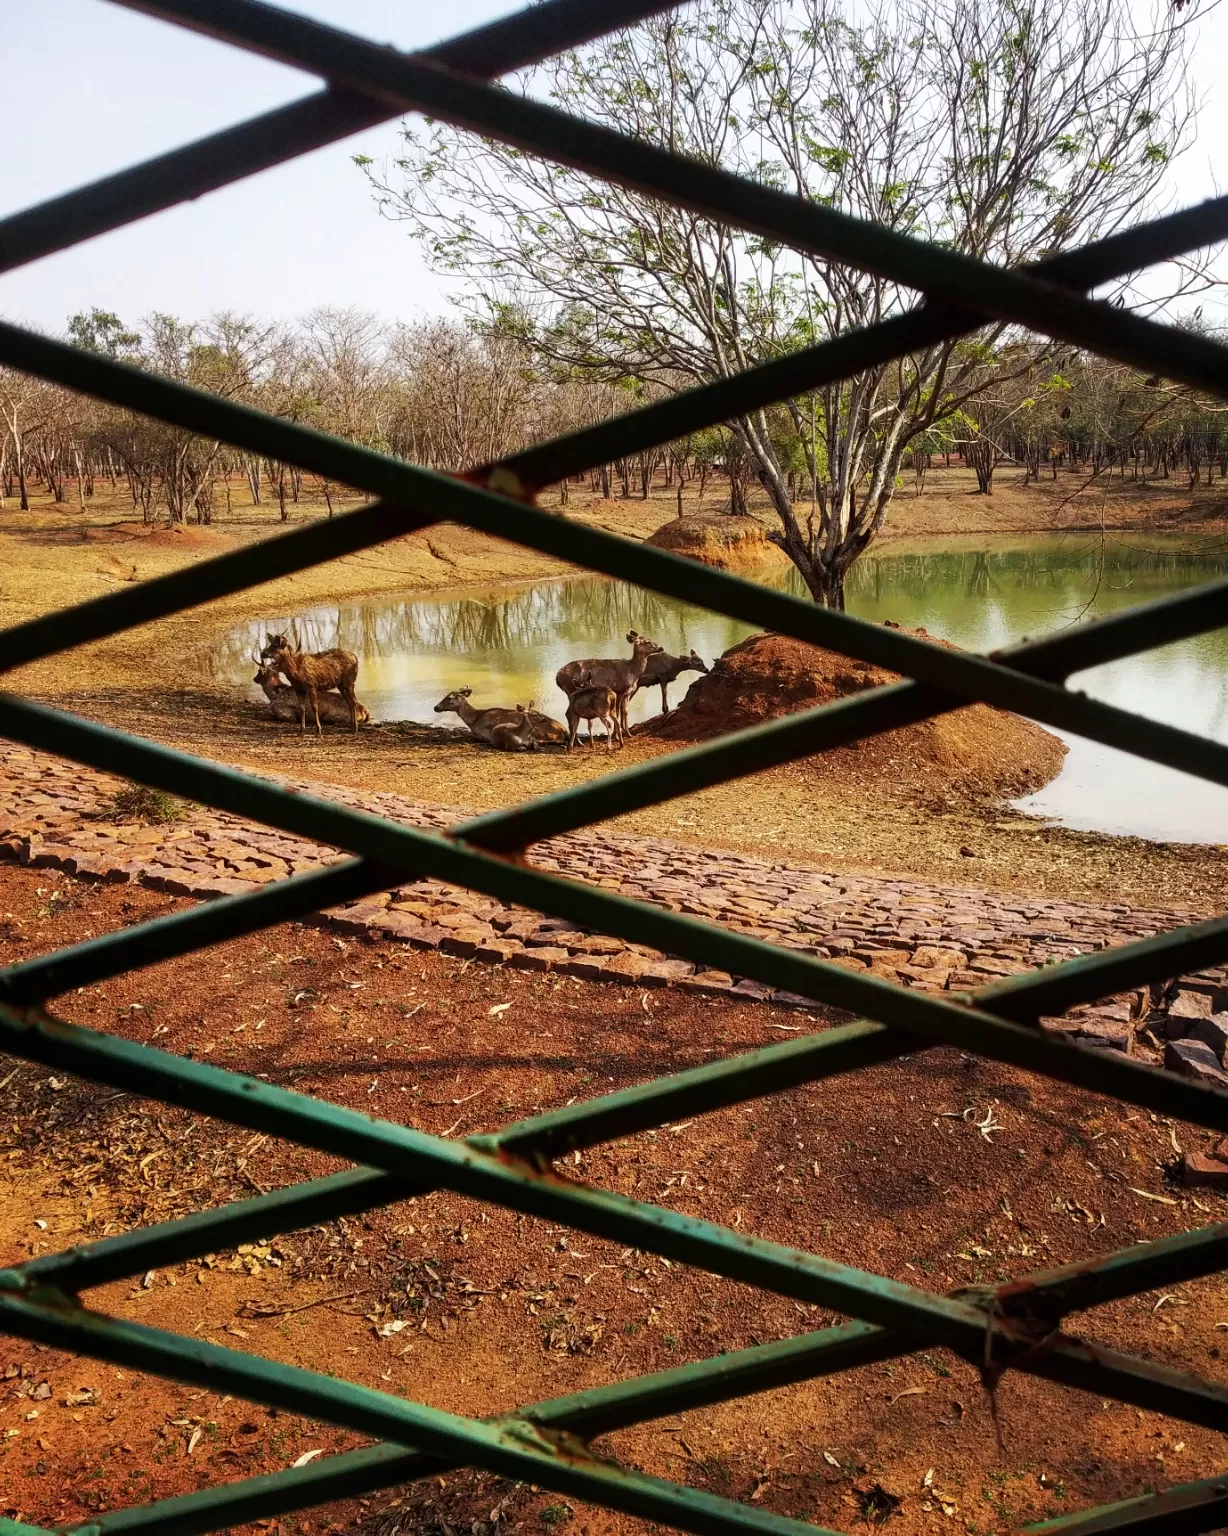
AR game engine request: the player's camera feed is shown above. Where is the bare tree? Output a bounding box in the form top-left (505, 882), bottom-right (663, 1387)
top-left (363, 0), bottom-right (1197, 605)
top-left (0, 371), bottom-right (42, 511)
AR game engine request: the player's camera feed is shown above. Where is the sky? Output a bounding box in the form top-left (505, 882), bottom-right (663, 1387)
top-left (1, 0), bottom-right (1225, 336)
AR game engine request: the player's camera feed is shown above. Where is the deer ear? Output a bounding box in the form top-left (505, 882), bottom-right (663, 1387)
top-left (460, 686), bottom-right (472, 696)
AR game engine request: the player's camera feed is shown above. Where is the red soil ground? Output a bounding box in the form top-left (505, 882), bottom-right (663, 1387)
top-left (1, 863), bottom-right (1225, 1536)
top-left (642, 631), bottom-right (1067, 801)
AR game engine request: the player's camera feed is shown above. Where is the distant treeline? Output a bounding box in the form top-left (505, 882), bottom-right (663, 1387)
top-left (1, 307), bottom-right (1225, 524)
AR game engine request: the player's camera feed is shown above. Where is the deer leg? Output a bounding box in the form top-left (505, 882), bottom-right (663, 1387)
top-left (660, 681), bottom-right (670, 715)
top-left (310, 688), bottom-right (322, 735)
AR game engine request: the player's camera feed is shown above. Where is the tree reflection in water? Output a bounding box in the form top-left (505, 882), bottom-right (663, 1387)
top-left (208, 534), bottom-right (1228, 840)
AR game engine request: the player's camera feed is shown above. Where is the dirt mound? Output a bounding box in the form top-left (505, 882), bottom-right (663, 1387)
top-left (642, 628), bottom-right (1067, 798)
top-left (645, 513), bottom-right (787, 569)
top-left (130, 523), bottom-right (232, 551)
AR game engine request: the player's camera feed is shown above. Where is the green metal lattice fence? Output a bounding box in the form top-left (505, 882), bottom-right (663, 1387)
top-left (2, 1), bottom-right (1228, 1532)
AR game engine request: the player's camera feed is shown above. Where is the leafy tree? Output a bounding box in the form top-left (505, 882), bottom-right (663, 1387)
top-left (363, 0), bottom-right (1196, 605)
top-left (66, 308), bottom-right (141, 361)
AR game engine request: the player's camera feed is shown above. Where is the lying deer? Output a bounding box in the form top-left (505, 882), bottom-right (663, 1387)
top-left (633, 646), bottom-right (708, 716)
top-left (515, 705), bottom-right (569, 746)
top-left (434, 688), bottom-right (540, 751)
top-left (556, 630), bottom-right (663, 740)
top-left (253, 660), bottom-right (370, 729)
top-left (565, 671), bottom-right (621, 752)
top-left (259, 632), bottom-right (361, 735)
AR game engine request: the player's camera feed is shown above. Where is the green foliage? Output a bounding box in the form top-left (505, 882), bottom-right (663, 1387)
top-left (67, 308), bottom-right (140, 361)
top-left (99, 783), bottom-right (185, 825)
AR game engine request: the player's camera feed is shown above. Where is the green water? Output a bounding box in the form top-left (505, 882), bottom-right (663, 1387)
top-left (214, 531), bottom-right (1228, 844)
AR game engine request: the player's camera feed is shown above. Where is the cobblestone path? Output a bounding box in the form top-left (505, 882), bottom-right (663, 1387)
top-left (1, 744), bottom-right (1222, 1046)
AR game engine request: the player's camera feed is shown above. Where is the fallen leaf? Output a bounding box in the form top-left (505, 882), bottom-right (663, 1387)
top-left (187, 1427), bottom-right (202, 1455)
top-left (1129, 1187), bottom-right (1179, 1205)
top-left (888, 1386), bottom-right (927, 1405)
top-left (488, 1002), bottom-right (512, 1016)
top-left (293, 1448), bottom-right (326, 1468)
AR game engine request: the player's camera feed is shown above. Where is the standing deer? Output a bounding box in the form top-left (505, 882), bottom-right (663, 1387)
top-left (633, 647), bottom-right (708, 716)
top-left (253, 659), bottom-right (370, 728)
top-left (434, 688), bottom-right (539, 751)
top-left (259, 632), bottom-right (361, 735)
top-left (556, 630), bottom-right (663, 741)
top-left (564, 671), bottom-right (621, 752)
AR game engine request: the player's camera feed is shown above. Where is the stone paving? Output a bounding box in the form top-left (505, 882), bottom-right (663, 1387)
top-left (2, 743), bottom-right (1225, 1050)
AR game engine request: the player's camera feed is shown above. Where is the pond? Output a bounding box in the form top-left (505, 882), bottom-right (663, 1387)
top-left (212, 531), bottom-right (1228, 846)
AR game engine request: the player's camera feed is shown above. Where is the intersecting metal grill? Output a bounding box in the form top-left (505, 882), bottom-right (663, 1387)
top-left (4, 2), bottom-right (1228, 1533)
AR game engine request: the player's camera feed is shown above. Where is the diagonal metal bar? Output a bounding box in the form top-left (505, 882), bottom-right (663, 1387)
top-left (20, 988), bottom-right (1226, 1322)
top-left (8, 699), bottom-right (1228, 1129)
top-left (0, 498), bottom-right (435, 675)
top-left (18, 1169), bottom-right (411, 1294)
top-left (121, 0), bottom-right (1228, 397)
top-left (978, 911), bottom-right (1228, 1024)
top-left (1021, 1472), bottom-right (1228, 1535)
top-left (3, 1068), bottom-right (1228, 1432)
top-left (0, 857), bottom-right (398, 1003)
top-left (0, 686), bottom-right (949, 997)
top-left (0, 0), bottom-right (684, 277)
top-left (24, 1003), bottom-right (1226, 1312)
top-left (1, 194), bottom-right (1225, 697)
top-left (18, 1021), bottom-right (906, 1293)
top-left (992, 1222), bottom-right (1228, 1322)
top-left (5, 3), bottom-right (1228, 1526)
top-left (16, 1211), bottom-right (1228, 1533)
top-left (9, 331), bottom-right (1228, 821)
top-left (0, 1286), bottom-right (847, 1536)
top-left (4, 999), bottom-right (1228, 1422)
top-left (0, 1321), bottom-right (901, 1535)
top-left (500, 195), bottom-right (1228, 494)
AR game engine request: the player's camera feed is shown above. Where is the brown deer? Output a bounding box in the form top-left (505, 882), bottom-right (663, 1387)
top-left (259, 632), bottom-right (361, 735)
top-left (515, 705), bottom-right (569, 746)
top-left (252, 659), bottom-right (369, 729)
top-left (434, 688), bottom-right (539, 751)
top-left (633, 646), bottom-right (708, 716)
top-left (565, 674), bottom-right (621, 752)
top-left (556, 630), bottom-right (663, 739)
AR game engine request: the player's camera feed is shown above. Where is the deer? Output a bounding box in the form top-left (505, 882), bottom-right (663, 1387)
top-left (259, 632), bottom-right (361, 735)
top-left (515, 705), bottom-right (569, 746)
top-left (564, 671), bottom-right (621, 752)
top-left (633, 647), bottom-right (708, 716)
top-left (434, 688), bottom-right (539, 751)
top-left (555, 630), bottom-right (663, 741)
top-left (252, 659), bottom-right (370, 729)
